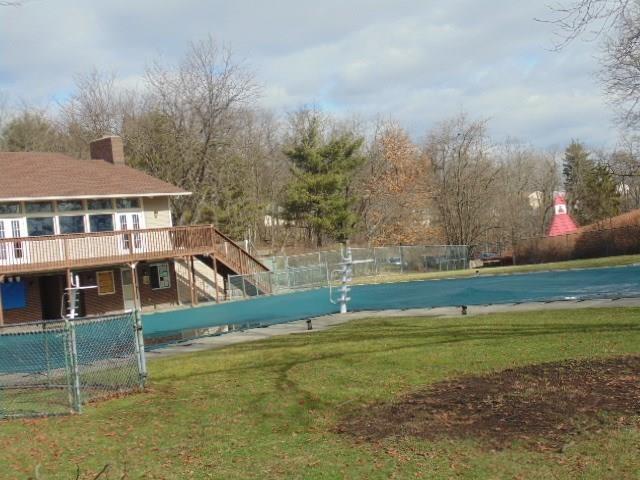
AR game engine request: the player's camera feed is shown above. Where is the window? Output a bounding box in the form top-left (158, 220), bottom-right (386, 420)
top-left (96, 271), bottom-right (115, 295)
top-left (11, 220), bottom-right (22, 258)
top-left (57, 200), bottom-right (84, 212)
top-left (89, 214), bottom-right (114, 232)
top-left (0, 203), bottom-right (21, 215)
top-left (88, 199), bottom-right (113, 211)
top-left (59, 216), bottom-right (85, 234)
top-left (150, 263), bottom-right (171, 290)
top-left (0, 222), bottom-right (5, 260)
top-left (27, 217), bottom-right (55, 237)
top-left (120, 214), bottom-right (130, 249)
top-left (25, 201), bottom-right (54, 214)
top-left (116, 198), bottom-right (140, 210)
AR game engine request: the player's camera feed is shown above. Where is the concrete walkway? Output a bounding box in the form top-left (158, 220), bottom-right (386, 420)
top-left (146, 297), bottom-right (640, 358)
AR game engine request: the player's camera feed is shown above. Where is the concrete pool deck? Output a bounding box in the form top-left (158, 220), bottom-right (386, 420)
top-left (146, 296), bottom-right (640, 358)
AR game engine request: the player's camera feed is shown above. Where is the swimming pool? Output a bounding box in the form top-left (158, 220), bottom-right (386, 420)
top-left (142, 265), bottom-right (640, 340)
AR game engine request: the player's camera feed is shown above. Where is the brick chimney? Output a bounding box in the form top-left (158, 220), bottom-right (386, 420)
top-left (89, 136), bottom-right (125, 166)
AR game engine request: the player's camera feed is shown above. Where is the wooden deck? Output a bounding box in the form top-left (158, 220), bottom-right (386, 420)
top-left (0, 224), bottom-right (268, 278)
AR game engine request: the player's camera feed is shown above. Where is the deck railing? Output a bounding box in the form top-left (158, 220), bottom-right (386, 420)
top-left (0, 224), bottom-right (269, 282)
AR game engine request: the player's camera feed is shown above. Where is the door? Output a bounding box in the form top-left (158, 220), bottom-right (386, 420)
top-left (116, 213), bottom-right (144, 253)
top-left (40, 274), bottom-right (75, 320)
top-left (0, 219), bottom-right (26, 266)
top-left (120, 269), bottom-right (136, 311)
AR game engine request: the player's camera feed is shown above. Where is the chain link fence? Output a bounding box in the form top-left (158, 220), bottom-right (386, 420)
top-left (0, 312), bottom-right (146, 419)
top-left (228, 245), bottom-right (468, 298)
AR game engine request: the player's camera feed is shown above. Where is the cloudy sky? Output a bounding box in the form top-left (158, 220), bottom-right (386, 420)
top-left (0, 0), bottom-right (615, 149)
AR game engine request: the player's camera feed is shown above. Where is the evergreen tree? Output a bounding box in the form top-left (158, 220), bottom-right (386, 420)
top-left (283, 116), bottom-right (365, 246)
top-left (563, 140), bottom-right (621, 224)
top-left (584, 164), bottom-right (620, 222)
top-left (563, 140), bottom-right (595, 225)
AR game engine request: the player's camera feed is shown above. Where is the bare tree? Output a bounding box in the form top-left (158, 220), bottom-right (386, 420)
top-left (495, 142), bottom-right (560, 245)
top-left (57, 69), bottom-right (130, 158)
top-left (142, 36), bottom-right (259, 225)
top-left (545, 1), bottom-right (640, 128)
top-left (0, 107), bottom-right (66, 152)
top-left (425, 114), bottom-right (501, 250)
top-left (544, 0), bottom-right (632, 47)
top-left (62, 69), bottom-right (124, 138)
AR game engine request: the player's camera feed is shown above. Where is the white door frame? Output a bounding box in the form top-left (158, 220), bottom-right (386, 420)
top-left (120, 268), bottom-right (136, 311)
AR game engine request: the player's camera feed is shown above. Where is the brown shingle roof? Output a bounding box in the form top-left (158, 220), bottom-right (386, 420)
top-left (0, 152), bottom-right (190, 201)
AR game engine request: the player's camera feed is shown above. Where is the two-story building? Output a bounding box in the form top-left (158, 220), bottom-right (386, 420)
top-left (0, 136), bottom-right (269, 324)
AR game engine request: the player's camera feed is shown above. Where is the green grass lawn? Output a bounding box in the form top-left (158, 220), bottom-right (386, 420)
top-left (2, 308), bottom-right (640, 479)
top-left (354, 253), bottom-right (640, 285)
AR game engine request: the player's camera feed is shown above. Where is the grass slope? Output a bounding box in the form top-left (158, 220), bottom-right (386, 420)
top-left (1, 308), bottom-right (640, 479)
top-left (355, 254), bottom-right (640, 285)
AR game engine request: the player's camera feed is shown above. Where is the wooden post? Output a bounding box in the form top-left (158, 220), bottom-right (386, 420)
top-left (189, 256), bottom-right (197, 306)
top-left (0, 275), bottom-right (4, 326)
top-left (211, 254), bottom-right (220, 304)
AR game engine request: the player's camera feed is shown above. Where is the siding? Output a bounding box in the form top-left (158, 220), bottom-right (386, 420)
top-left (78, 269), bottom-right (125, 315)
top-left (142, 197), bottom-right (172, 229)
top-left (138, 261), bottom-right (180, 311)
top-left (2, 262), bottom-right (180, 324)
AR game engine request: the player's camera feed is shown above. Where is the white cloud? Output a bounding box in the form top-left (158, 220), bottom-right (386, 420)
top-left (0, 0), bottom-right (616, 148)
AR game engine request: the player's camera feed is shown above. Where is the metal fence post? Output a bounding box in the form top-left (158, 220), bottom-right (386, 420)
top-left (399, 246), bottom-right (405, 273)
top-left (133, 310), bottom-right (147, 389)
top-left (65, 319), bottom-right (82, 414)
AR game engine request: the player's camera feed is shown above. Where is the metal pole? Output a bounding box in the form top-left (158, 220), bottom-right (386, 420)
top-left (67, 319), bottom-right (82, 413)
top-left (339, 247), bottom-right (352, 314)
top-left (43, 322), bottom-right (52, 387)
top-left (0, 275), bottom-right (4, 325)
top-left (130, 263), bottom-right (141, 310)
top-left (133, 310), bottom-right (147, 389)
top-left (64, 274), bottom-right (82, 414)
top-left (212, 255), bottom-right (220, 303)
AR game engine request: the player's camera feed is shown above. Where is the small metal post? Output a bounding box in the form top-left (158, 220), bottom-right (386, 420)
top-left (67, 319), bottom-right (82, 413)
top-left (64, 275), bottom-right (82, 414)
top-left (0, 275), bottom-right (4, 325)
top-left (133, 310), bottom-right (147, 388)
top-left (212, 254), bottom-right (220, 303)
top-left (339, 247), bottom-right (352, 314)
top-left (399, 246), bottom-right (405, 273)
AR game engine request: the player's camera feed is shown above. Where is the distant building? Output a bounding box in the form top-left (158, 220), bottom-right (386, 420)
top-left (528, 191), bottom-right (543, 210)
top-left (547, 194), bottom-right (579, 237)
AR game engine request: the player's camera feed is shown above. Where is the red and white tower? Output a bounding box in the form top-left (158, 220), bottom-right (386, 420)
top-left (548, 194), bottom-right (579, 237)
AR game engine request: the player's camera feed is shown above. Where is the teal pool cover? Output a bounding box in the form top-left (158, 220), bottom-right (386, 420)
top-left (142, 265), bottom-right (640, 340)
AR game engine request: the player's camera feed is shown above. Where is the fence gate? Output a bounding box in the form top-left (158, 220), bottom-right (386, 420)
top-left (0, 311), bottom-right (146, 419)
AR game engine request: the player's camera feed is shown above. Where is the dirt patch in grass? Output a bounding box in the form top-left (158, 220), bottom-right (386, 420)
top-left (337, 356), bottom-right (640, 450)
